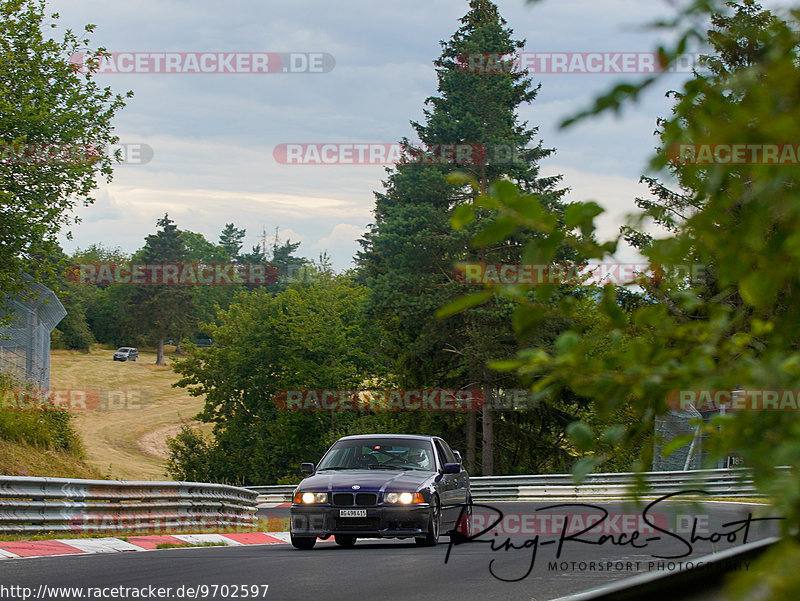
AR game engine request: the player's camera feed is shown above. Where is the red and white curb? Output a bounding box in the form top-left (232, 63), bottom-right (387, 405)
top-left (0, 532), bottom-right (312, 560)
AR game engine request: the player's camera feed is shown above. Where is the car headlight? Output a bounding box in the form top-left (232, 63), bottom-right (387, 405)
top-left (293, 491), bottom-right (328, 504)
top-left (384, 492), bottom-right (424, 504)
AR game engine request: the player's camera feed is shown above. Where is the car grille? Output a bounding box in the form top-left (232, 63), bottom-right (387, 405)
top-left (356, 492), bottom-right (377, 506)
top-left (332, 492), bottom-right (377, 506)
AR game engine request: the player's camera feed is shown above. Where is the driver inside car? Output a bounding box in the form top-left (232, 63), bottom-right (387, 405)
top-left (408, 449), bottom-right (432, 470)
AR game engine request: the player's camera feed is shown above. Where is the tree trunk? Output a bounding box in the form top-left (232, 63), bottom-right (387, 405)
top-left (156, 338), bottom-right (165, 366)
top-left (482, 406), bottom-right (494, 475)
top-left (477, 170), bottom-right (494, 475)
top-left (482, 368), bottom-right (494, 475)
top-left (466, 410), bottom-right (476, 474)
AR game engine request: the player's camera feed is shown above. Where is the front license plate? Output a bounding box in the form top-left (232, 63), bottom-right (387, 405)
top-left (339, 509), bottom-right (367, 518)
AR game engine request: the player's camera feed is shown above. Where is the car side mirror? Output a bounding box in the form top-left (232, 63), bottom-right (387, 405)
top-left (452, 450), bottom-right (462, 464)
top-left (443, 463), bottom-right (461, 474)
top-left (300, 462), bottom-right (315, 474)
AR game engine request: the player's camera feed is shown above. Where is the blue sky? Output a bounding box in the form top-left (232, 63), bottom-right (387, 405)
top-left (49, 0), bottom-right (790, 269)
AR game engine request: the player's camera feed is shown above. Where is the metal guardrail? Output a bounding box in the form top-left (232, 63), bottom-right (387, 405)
top-left (0, 469), bottom-right (766, 534)
top-left (0, 476), bottom-right (258, 533)
top-left (248, 468), bottom-right (769, 504)
top-left (467, 468), bottom-right (766, 501)
top-left (250, 485), bottom-right (296, 504)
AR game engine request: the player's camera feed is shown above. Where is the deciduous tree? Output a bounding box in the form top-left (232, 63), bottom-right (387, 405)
top-left (0, 0), bottom-right (130, 310)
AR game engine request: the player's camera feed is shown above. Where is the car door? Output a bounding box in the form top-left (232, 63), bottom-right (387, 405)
top-left (433, 438), bottom-right (460, 527)
top-left (441, 439), bottom-right (469, 504)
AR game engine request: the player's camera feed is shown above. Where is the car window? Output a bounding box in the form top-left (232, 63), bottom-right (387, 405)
top-left (316, 438), bottom-right (435, 471)
top-left (318, 445), bottom-right (353, 468)
top-left (440, 439), bottom-right (458, 464)
top-left (434, 439), bottom-right (456, 465)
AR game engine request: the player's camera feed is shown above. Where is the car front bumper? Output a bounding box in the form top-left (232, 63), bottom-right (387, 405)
top-left (290, 503), bottom-right (431, 538)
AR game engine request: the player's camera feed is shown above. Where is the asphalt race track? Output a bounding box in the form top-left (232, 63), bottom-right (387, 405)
top-left (0, 501), bottom-right (782, 601)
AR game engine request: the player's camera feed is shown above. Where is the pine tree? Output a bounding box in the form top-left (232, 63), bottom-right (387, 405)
top-left (271, 239), bottom-right (306, 278)
top-left (358, 0), bottom-right (570, 474)
top-left (219, 223), bottom-right (246, 261)
top-left (130, 214), bottom-right (195, 365)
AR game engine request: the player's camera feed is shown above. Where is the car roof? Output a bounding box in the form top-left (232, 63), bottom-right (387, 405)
top-left (336, 434), bottom-right (437, 442)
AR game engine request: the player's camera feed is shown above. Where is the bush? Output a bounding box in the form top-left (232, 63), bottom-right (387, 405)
top-left (165, 425), bottom-right (220, 483)
top-left (53, 311), bottom-right (94, 352)
top-left (0, 375), bottom-right (83, 453)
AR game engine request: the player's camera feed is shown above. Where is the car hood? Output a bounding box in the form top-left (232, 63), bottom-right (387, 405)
top-left (297, 469), bottom-right (437, 493)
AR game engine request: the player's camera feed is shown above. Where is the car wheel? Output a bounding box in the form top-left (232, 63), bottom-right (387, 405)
top-left (334, 534), bottom-right (356, 547)
top-left (415, 496), bottom-right (441, 546)
top-left (290, 535), bottom-right (316, 550)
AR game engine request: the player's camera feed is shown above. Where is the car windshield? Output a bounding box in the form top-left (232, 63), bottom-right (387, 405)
top-left (116, 348), bottom-right (130, 352)
top-left (316, 438), bottom-right (435, 471)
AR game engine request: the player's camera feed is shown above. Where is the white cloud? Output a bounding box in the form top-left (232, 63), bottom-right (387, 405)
top-left (543, 164), bottom-right (655, 264)
top-left (312, 224), bottom-right (367, 268)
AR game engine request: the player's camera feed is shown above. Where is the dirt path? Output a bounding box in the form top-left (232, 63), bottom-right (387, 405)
top-left (137, 423), bottom-right (185, 460)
